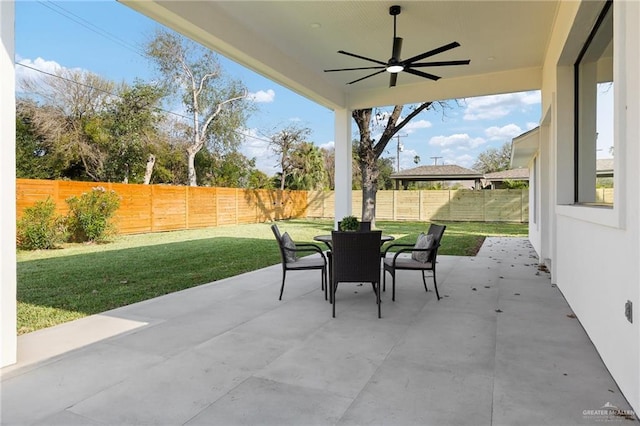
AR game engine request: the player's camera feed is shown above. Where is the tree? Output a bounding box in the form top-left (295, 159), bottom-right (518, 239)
top-left (351, 140), bottom-right (394, 191)
top-left (376, 157), bottom-right (395, 190)
top-left (288, 142), bottom-right (328, 190)
top-left (16, 101), bottom-right (58, 179)
top-left (321, 146), bottom-right (335, 190)
top-left (269, 125), bottom-right (311, 190)
top-left (352, 102), bottom-right (443, 224)
top-left (196, 150), bottom-right (263, 188)
top-left (18, 68), bottom-right (116, 181)
top-left (145, 29), bottom-right (250, 186)
top-left (472, 142), bottom-right (512, 174)
top-left (101, 81), bottom-right (166, 183)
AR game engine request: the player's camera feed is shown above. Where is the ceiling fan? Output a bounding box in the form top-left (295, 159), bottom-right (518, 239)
top-left (324, 5), bottom-right (470, 87)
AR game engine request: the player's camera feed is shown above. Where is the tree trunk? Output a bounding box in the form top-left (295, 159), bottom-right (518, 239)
top-left (352, 102), bottom-right (435, 227)
top-left (280, 171), bottom-right (286, 191)
top-left (143, 154), bottom-right (156, 185)
top-left (187, 149), bottom-right (198, 186)
top-left (361, 153), bottom-right (380, 227)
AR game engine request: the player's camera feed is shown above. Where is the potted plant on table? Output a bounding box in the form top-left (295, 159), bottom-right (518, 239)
top-left (339, 215), bottom-right (360, 231)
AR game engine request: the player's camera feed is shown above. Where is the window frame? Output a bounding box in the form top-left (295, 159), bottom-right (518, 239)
top-left (573, 0), bottom-right (613, 206)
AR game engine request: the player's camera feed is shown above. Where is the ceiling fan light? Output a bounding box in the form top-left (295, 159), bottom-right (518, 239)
top-left (386, 64), bottom-right (404, 73)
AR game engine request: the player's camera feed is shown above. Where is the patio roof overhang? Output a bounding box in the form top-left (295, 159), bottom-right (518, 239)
top-left (118, 1), bottom-right (559, 109)
top-left (511, 127), bottom-right (540, 169)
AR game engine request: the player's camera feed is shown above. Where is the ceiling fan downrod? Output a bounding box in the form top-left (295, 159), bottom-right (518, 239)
top-left (387, 5), bottom-right (404, 73)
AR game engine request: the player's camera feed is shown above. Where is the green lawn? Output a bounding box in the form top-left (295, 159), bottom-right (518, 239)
top-left (16, 219), bottom-right (527, 334)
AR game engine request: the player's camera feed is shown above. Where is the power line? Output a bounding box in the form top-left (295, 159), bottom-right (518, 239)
top-left (18, 2), bottom-right (274, 146)
top-left (37, 0), bottom-right (147, 59)
top-left (16, 62), bottom-right (191, 122)
top-left (15, 63), bottom-right (274, 145)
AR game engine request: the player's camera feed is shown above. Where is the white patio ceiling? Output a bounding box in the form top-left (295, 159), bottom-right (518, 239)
top-left (119, 1), bottom-right (559, 110)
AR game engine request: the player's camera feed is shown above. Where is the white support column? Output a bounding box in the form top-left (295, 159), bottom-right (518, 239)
top-left (334, 108), bottom-right (352, 227)
top-left (1, 0), bottom-right (17, 367)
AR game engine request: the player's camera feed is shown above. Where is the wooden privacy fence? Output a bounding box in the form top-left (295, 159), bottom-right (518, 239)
top-left (16, 179), bottom-right (308, 235)
top-left (307, 189), bottom-right (529, 222)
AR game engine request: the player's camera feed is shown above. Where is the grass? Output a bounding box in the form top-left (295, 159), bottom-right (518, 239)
top-left (17, 219), bottom-right (527, 334)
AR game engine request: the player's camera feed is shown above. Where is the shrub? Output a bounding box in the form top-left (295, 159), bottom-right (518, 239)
top-left (16, 198), bottom-right (66, 250)
top-left (66, 187), bottom-right (120, 243)
top-left (339, 215), bottom-right (359, 231)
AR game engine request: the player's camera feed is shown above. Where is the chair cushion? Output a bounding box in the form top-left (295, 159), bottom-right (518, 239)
top-left (281, 232), bottom-right (297, 263)
top-left (411, 233), bottom-right (434, 263)
top-left (288, 256), bottom-right (325, 269)
top-left (384, 256), bottom-right (433, 270)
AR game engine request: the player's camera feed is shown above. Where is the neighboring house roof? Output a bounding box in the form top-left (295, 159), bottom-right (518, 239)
top-left (484, 168), bottom-right (530, 181)
top-left (391, 165), bottom-right (484, 181)
top-left (597, 159), bottom-right (614, 177)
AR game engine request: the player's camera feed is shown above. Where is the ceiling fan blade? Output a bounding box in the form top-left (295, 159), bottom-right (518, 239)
top-left (404, 68), bottom-right (441, 81)
top-left (324, 66), bottom-right (386, 72)
top-left (392, 37), bottom-right (403, 60)
top-left (389, 73), bottom-right (398, 87)
top-left (410, 59), bottom-right (471, 67)
top-left (402, 41), bottom-right (461, 65)
top-left (337, 50), bottom-right (387, 66)
top-left (347, 69), bottom-right (386, 85)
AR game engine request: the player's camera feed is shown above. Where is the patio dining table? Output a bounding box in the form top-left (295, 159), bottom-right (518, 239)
top-left (313, 233), bottom-right (395, 251)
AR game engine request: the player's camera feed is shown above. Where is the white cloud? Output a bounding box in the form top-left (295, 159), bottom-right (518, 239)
top-left (429, 133), bottom-right (486, 150)
top-left (248, 89), bottom-right (275, 103)
top-left (319, 141), bottom-right (335, 150)
top-left (238, 128), bottom-right (279, 174)
top-left (403, 119), bottom-right (432, 133)
top-left (463, 91), bottom-right (541, 121)
top-left (442, 153), bottom-right (475, 168)
top-left (485, 124), bottom-right (523, 141)
top-left (526, 122), bottom-right (539, 130)
top-left (15, 57), bottom-right (63, 87)
top-left (398, 148), bottom-right (420, 171)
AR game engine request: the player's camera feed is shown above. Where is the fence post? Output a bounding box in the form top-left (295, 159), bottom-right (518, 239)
top-left (150, 185), bottom-right (155, 232)
top-left (185, 186), bottom-right (189, 230)
top-left (483, 189), bottom-right (486, 222)
top-left (392, 190), bottom-right (397, 221)
top-left (235, 188), bottom-right (239, 224)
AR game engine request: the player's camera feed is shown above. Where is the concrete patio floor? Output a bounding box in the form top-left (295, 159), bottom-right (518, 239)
top-left (1, 237), bottom-right (637, 425)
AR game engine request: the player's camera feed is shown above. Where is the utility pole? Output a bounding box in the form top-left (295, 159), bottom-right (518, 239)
top-left (395, 134), bottom-right (408, 172)
top-left (430, 156), bottom-right (442, 165)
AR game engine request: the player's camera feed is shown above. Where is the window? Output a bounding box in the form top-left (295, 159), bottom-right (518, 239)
top-left (575, 0), bottom-right (613, 206)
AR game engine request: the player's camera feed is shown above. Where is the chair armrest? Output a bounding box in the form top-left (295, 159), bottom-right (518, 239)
top-left (383, 243), bottom-right (415, 256)
top-left (385, 243), bottom-right (441, 266)
top-left (284, 242), bottom-right (326, 259)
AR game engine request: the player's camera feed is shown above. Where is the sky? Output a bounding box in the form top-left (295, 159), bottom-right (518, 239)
top-left (15, 0), bottom-right (604, 176)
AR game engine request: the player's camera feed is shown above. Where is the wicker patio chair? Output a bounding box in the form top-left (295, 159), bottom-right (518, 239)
top-left (271, 224), bottom-right (328, 301)
top-left (382, 223), bottom-right (446, 301)
top-left (330, 230), bottom-right (382, 318)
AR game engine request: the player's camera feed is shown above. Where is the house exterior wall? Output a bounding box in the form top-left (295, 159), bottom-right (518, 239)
top-left (1, 0), bottom-right (17, 368)
top-left (540, 0), bottom-right (640, 412)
